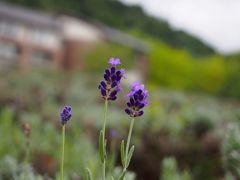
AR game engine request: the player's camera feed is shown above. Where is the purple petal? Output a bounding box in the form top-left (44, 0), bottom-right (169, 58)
top-left (130, 82), bottom-right (140, 88)
top-left (125, 108), bottom-right (131, 115)
top-left (101, 89), bottom-right (106, 96)
top-left (127, 102), bottom-right (131, 107)
top-left (110, 90), bottom-right (117, 97)
top-left (138, 111), bottom-right (144, 116)
top-left (104, 74), bottom-right (110, 81)
top-left (105, 69), bottom-right (110, 75)
top-left (111, 81), bottom-right (117, 88)
top-left (100, 81), bottom-right (107, 89)
top-left (110, 96), bottom-right (117, 101)
top-left (108, 58), bottom-right (121, 66)
top-left (111, 67), bottom-right (116, 74)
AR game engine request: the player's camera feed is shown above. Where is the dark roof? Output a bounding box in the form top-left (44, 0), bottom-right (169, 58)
top-left (101, 26), bottom-right (149, 53)
top-left (0, 1), bottom-right (60, 29)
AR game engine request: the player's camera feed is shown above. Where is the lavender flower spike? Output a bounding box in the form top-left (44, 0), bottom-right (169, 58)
top-left (60, 106), bottom-right (72, 125)
top-left (98, 58), bottom-right (125, 101)
top-left (125, 82), bottom-right (149, 117)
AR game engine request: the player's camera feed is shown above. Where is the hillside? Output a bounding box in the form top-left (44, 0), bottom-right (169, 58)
top-left (5, 0), bottom-right (215, 57)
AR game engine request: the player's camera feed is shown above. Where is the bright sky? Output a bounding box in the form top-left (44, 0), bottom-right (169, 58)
top-left (120, 0), bottom-right (240, 54)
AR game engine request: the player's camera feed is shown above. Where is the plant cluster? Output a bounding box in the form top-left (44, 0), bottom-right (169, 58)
top-left (59, 58), bottom-right (149, 180)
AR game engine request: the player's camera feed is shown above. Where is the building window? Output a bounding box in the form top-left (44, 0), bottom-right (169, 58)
top-left (0, 21), bottom-right (24, 39)
top-left (30, 50), bottom-right (51, 66)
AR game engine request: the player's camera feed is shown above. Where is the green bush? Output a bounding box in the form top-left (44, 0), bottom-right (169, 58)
top-left (148, 39), bottom-right (226, 94)
top-left (222, 123), bottom-right (240, 178)
top-left (161, 157), bottom-right (191, 180)
top-left (82, 42), bottom-right (134, 73)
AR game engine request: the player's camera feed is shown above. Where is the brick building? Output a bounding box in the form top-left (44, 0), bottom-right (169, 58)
top-left (0, 2), bottom-right (149, 80)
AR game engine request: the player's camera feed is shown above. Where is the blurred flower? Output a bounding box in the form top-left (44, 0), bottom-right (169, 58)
top-left (98, 58), bottom-right (125, 101)
top-left (110, 129), bottom-right (118, 139)
top-left (125, 82), bottom-right (149, 117)
top-left (22, 122), bottom-right (31, 138)
top-left (60, 106), bottom-right (72, 125)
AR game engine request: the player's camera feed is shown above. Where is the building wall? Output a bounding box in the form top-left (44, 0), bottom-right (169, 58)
top-left (0, 18), bottom-right (62, 69)
top-left (60, 16), bottom-right (103, 43)
top-left (0, 14), bottom-right (105, 70)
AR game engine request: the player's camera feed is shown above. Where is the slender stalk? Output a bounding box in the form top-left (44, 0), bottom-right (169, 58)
top-left (102, 100), bottom-right (108, 180)
top-left (124, 118), bottom-right (135, 167)
top-left (102, 100), bottom-right (108, 134)
top-left (23, 138), bottom-right (30, 180)
top-left (24, 139), bottom-right (30, 164)
top-left (119, 118), bottom-right (135, 180)
top-left (102, 160), bottom-right (106, 180)
top-left (60, 125), bottom-right (65, 180)
top-left (125, 118), bottom-right (134, 166)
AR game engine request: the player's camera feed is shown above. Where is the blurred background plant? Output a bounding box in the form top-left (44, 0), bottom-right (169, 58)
top-left (161, 157), bottom-right (191, 180)
top-left (222, 123), bottom-right (240, 178)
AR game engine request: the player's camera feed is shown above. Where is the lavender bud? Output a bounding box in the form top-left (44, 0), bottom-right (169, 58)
top-left (60, 106), bottom-right (72, 125)
top-left (100, 81), bottom-right (107, 89)
top-left (125, 108), bottom-right (131, 115)
top-left (111, 67), bottom-right (115, 74)
top-left (101, 89), bottom-right (107, 96)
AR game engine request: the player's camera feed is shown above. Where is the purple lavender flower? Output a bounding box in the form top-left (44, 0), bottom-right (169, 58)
top-left (98, 58), bottom-right (125, 101)
top-left (60, 106), bottom-right (72, 125)
top-left (125, 82), bottom-right (149, 117)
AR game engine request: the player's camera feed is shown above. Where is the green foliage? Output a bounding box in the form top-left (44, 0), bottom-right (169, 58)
top-left (120, 140), bottom-right (125, 167)
top-left (222, 123), bottom-right (240, 178)
top-left (125, 145), bottom-right (134, 169)
top-left (82, 43), bottom-right (134, 73)
top-left (111, 167), bottom-right (135, 180)
top-left (183, 108), bottom-right (214, 137)
top-left (0, 156), bottom-right (48, 180)
top-left (80, 31), bottom-right (240, 99)
top-left (148, 38), bottom-right (226, 94)
top-left (161, 157), bottom-right (191, 180)
top-left (0, 108), bottom-right (23, 158)
top-left (86, 168), bottom-right (93, 180)
top-left (220, 59), bottom-right (240, 98)
top-left (0, 70), bottom-right (239, 179)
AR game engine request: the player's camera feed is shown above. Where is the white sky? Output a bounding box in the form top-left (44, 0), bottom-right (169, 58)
top-left (120, 0), bottom-right (240, 54)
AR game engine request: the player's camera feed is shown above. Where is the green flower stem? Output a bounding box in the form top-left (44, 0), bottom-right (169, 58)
top-left (102, 160), bottom-right (106, 180)
top-left (124, 118), bottom-right (135, 167)
top-left (119, 118), bottom-right (135, 180)
top-left (102, 100), bottom-right (108, 180)
top-left (102, 100), bottom-right (108, 136)
top-left (60, 125), bottom-right (65, 180)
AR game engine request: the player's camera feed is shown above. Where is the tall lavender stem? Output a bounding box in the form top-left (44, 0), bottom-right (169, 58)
top-left (98, 58), bottom-right (125, 180)
top-left (119, 82), bottom-right (149, 180)
top-left (124, 118), bottom-right (135, 168)
top-left (60, 125), bottom-right (65, 180)
top-left (102, 100), bottom-right (108, 180)
top-left (102, 100), bottom-right (108, 134)
top-left (59, 106), bottom-right (72, 180)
